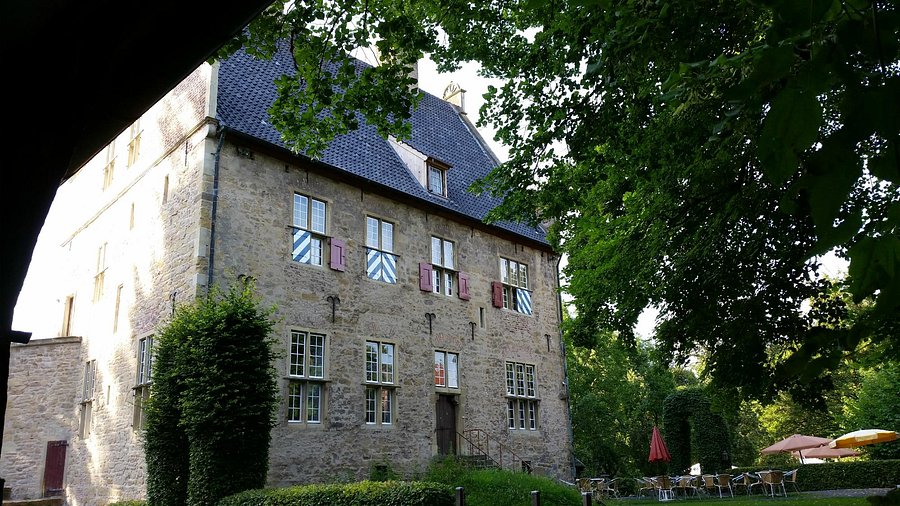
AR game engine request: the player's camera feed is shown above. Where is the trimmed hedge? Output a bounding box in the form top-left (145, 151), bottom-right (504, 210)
top-left (217, 481), bottom-right (454, 506)
top-left (108, 502), bottom-right (146, 506)
top-left (732, 460), bottom-right (900, 491)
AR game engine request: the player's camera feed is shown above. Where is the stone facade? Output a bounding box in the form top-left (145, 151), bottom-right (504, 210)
top-left (3, 59), bottom-right (572, 505)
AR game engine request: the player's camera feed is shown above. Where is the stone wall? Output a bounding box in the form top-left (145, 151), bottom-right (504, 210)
top-left (5, 64), bottom-right (216, 505)
top-left (1, 338), bottom-right (82, 500)
top-left (212, 141), bottom-right (572, 485)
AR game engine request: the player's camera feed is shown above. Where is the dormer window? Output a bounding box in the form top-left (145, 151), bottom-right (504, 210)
top-left (427, 159), bottom-right (450, 197)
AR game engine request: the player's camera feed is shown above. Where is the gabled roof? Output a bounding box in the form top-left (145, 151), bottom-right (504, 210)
top-left (216, 46), bottom-right (548, 246)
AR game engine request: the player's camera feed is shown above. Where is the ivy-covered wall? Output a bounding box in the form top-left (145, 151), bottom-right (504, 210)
top-left (663, 389), bottom-right (732, 474)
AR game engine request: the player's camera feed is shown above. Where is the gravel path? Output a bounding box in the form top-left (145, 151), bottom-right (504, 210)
top-left (803, 488), bottom-right (894, 498)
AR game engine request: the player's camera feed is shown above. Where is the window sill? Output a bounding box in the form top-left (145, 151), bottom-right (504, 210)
top-left (284, 376), bottom-right (331, 382)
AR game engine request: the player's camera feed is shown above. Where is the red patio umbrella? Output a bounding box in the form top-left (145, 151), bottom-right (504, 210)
top-left (649, 425), bottom-right (672, 463)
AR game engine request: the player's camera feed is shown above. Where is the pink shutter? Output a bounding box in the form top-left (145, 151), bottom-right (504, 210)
top-left (458, 272), bottom-right (471, 300)
top-left (329, 239), bottom-right (346, 271)
top-left (419, 262), bottom-right (433, 291)
top-left (491, 281), bottom-right (503, 308)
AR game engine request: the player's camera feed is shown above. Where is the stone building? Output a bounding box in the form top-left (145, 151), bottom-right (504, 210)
top-left (2, 46), bottom-right (572, 504)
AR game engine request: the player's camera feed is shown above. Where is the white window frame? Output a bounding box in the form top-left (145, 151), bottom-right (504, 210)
top-left (292, 194), bottom-right (328, 266)
top-left (127, 119), bottom-right (142, 167)
top-left (500, 257), bottom-right (531, 313)
top-left (80, 359), bottom-right (96, 438)
top-left (427, 163), bottom-right (447, 197)
top-left (93, 243), bottom-right (107, 302)
top-left (365, 340), bottom-right (396, 425)
top-left (505, 361), bottom-right (538, 431)
top-left (102, 141), bottom-right (116, 190)
top-left (133, 334), bottom-right (154, 431)
top-left (434, 350), bottom-right (459, 389)
top-left (366, 216), bottom-right (398, 284)
top-left (287, 330), bottom-right (327, 424)
top-left (431, 236), bottom-right (455, 296)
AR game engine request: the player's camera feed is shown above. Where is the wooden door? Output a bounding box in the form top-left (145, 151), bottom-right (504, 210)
top-left (436, 395), bottom-right (457, 455)
top-left (43, 440), bottom-right (67, 497)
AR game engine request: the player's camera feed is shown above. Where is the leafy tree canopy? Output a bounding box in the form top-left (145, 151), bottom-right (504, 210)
top-left (220, 0), bottom-right (899, 398)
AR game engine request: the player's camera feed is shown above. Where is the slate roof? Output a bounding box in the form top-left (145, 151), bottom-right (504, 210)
top-left (216, 45), bottom-right (548, 246)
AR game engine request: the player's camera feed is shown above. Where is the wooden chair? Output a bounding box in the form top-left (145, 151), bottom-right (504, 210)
top-left (715, 473), bottom-right (734, 498)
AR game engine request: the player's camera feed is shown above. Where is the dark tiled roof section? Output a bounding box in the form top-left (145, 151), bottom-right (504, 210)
top-left (216, 46), bottom-right (548, 245)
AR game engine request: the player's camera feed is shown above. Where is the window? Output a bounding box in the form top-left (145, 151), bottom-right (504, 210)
top-left (61, 295), bottom-right (75, 336)
top-left (434, 351), bottom-right (459, 389)
top-left (113, 284), bottom-right (123, 333)
top-left (365, 341), bottom-right (395, 425)
top-left (133, 335), bottom-right (153, 430)
top-left (127, 119), bottom-right (142, 167)
top-left (129, 202), bottom-right (135, 230)
top-left (287, 330), bottom-right (327, 424)
top-left (93, 243), bottom-right (107, 302)
top-left (292, 194), bottom-right (327, 266)
top-left (430, 237), bottom-right (455, 296)
top-left (498, 258), bottom-right (532, 315)
top-left (80, 360), bottom-right (96, 438)
top-left (102, 141), bottom-right (116, 190)
top-left (366, 216), bottom-right (397, 284)
top-left (505, 361), bottom-right (538, 430)
top-left (162, 175), bottom-right (169, 204)
top-left (426, 160), bottom-right (450, 197)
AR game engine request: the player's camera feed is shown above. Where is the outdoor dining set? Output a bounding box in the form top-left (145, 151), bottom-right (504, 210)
top-left (578, 470), bottom-right (799, 502)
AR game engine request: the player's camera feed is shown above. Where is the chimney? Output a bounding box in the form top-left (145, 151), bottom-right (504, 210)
top-left (442, 82), bottom-right (466, 114)
top-left (408, 60), bottom-right (419, 93)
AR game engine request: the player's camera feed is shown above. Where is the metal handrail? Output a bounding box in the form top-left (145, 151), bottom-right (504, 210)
top-left (457, 428), bottom-right (530, 473)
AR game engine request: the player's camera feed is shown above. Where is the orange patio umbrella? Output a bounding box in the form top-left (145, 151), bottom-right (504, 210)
top-left (649, 425), bottom-right (672, 463)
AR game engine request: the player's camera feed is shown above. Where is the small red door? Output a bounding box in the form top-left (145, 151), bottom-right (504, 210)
top-left (43, 440), bottom-right (67, 497)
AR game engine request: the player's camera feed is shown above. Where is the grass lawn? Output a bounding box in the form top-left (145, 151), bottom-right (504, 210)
top-left (606, 496), bottom-right (871, 506)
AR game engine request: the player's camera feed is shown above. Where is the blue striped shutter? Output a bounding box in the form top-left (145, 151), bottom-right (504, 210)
top-left (293, 230), bottom-right (312, 264)
top-left (516, 288), bottom-right (532, 315)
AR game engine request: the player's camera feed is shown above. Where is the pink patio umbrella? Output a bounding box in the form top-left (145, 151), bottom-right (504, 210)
top-left (761, 434), bottom-right (832, 464)
top-left (649, 425), bottom-right (672, 463)
top-left (792, 446), bottom-right (860, 459)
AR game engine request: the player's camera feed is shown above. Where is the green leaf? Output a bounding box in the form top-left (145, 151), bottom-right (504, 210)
top-left (810, 211), bottom-right (862, 257)
top-left (759, 88), bottom-right (823, 184)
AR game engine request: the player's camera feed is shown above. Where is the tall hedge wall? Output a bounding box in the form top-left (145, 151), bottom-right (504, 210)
top-left (732, 460), bottom-right (900, 490)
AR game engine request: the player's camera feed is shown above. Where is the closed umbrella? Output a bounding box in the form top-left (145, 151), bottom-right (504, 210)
top-left (829, 429), bottom-right (898, 448)
top-left (649, 425), bottom-right (672, 463)
top-left (760, 434), bottom-right (832, 464)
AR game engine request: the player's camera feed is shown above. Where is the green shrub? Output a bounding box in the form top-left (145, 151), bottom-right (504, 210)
top-left (145, 283), bottom-right (279, 506)
top-left (426, 458), bottom-right (581, 506)
top-left (369, 461), bottom-right (400, 482)
top-left (218, 480), bottom-right (453, 506)
top-left (108, 501), bottom-right (146, 506)
top-left (732, 460), bottom-right (900, 490)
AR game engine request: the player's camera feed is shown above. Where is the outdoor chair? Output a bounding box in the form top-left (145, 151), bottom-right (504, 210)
top-left (732, 472), bottom-right (762, 495)
top-left (715, 473), bottom-right (734, 498)
top-left (636, 477), bottom-right (655, 497)
top-left (759, 470), bottom-right (787, 497)
top-left (577, 478), bottom-right (593, 497)
top-left (701, 474), bottom-right (717, 497)
top-left (674, 475), bottom-right (698, 498)
top-left (655, 475), bottom-right (675, 501)
top-left (783, 469), bottom-right (800, 494)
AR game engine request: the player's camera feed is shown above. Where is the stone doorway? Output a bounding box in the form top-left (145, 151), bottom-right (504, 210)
top-left (435, 394), bottom-right (457, 455)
